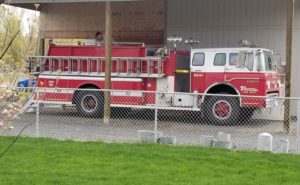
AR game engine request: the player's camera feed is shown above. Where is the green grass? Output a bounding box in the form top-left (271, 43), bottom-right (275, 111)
top-left (1, 137), bottom-right (300, 185)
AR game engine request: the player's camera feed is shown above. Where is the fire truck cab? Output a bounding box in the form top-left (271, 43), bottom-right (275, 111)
top-left (187, 48), bottom-right (281, 123)
top-left (28, 43), bottom-right (281, 124)
top-left (189, 48), bottom-right (280, 99)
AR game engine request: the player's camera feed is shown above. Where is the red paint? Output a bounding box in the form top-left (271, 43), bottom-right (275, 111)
top-left (214, 101), bottom-right (231, 119)
top-left (111, 96), bottom-right (144, 105)
top-left (48, 45), bottom-right (146, 57)
top-left (143, 78), bottom-right (157, 104)
top-left (190, 71), bottom-right (280, 108)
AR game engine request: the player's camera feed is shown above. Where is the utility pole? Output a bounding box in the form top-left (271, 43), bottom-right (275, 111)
top-left (284, 0), bottom-right (295, 133)
top-left (103, 1), bottom-right (112, 124)
top-left (38, 37), bottom-right (45, 56)
top-left (35, 4), bottom-right (44, 56)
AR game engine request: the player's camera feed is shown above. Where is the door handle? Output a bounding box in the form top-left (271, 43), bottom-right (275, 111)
top-left (225, 67), bottom-right (233, 71)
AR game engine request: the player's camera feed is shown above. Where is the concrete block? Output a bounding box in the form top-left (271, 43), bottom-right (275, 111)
top-left (199, 135), bottom-right (214, 147)
top-left (275, 139), bottom-right (289, 154)
top-left (157, 136), bottom-right (176, 145)
top-left (138, 130), bottom-right (163, 143)
top-left (217, 132), bottom-right (231, 142)
top-left (212, 140), bottom-right (233, 149)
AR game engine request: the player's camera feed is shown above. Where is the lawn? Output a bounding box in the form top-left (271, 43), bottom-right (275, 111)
top-left (1, 137), bottom-right (300, 185)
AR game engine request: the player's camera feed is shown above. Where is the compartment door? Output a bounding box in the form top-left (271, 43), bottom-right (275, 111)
top-left (175, 54), bottom-right (190, 92)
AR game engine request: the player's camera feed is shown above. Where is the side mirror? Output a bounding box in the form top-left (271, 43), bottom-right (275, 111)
top-left (237, 51), bottom-right (254, 71)
top-left (237, 51), bottom-right (246, 68)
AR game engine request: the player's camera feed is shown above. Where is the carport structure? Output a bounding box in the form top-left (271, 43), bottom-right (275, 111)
top-left (2, 0), bottom-right (299, 130)
top-left (3, 0), bottom-right (299, 92)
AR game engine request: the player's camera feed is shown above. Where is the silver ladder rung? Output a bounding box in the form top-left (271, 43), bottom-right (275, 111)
top-left (30, 56), bottom-right (165, 78)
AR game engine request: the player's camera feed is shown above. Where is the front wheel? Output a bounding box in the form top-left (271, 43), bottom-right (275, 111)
top-left (204, 94), bottom-right (240, 125)
top-left (75, 90), bottom-right (104, 117)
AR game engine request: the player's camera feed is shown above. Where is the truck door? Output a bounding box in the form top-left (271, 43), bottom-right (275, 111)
top-left (175, 54), bottom-right (190, 92)
top-left (224, 51), bottom-right (259, 96)
top-left (190, 52), bottom-right (206, 93)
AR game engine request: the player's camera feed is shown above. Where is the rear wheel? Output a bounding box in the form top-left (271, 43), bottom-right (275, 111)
top-left (204, 93), bottom-right (240, 125)
top-left (75, 89), bottom-right (104, 117)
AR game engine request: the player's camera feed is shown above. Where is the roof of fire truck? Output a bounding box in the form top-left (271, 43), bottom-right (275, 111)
top-left (191, 47), bottom-right (272, 53)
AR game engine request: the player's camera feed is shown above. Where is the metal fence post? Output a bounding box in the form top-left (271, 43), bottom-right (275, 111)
top-left (35, 88), bottom-right (40, 137)
top-left (154, 92), bottom-right (158, 143)
top-left (296, 100), bottom-right (300, 153)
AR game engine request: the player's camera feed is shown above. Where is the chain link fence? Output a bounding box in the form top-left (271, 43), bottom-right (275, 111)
top-left (0, 87), bottom-right (299, 154)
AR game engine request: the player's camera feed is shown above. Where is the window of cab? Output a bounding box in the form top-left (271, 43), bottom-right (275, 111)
top-left (229, 53), bottom-right (238, 66)
top-left (214, 53), bottom-right (226, 66)
top-left (192, 53), bottom-right (205, 66)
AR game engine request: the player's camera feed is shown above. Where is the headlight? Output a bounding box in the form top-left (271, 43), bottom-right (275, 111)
top-left (273, 81), bottom-right (277, 88)
top-left (277, 80), bottom-right (281, 86)
top-left (274, 80), bottom-right (281, 89)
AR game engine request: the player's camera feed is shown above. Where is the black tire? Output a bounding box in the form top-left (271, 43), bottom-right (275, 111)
top-left (75, 89), bottom-right (104, 117)
top-left (204, 93), bottom-right (240, 125)
top-left (239, 107), bottom-right (255, 122)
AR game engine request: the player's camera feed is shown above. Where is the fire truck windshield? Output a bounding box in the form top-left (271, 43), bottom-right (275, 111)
top-left (256, 51), bottom-right (277, 72)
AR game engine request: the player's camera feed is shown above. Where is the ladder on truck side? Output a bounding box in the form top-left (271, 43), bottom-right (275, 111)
top-left (29, 56), bottom-right (165, 78)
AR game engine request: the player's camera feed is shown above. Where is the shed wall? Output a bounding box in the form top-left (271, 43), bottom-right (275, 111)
top-left (39, 0), bottom-right (165, 44)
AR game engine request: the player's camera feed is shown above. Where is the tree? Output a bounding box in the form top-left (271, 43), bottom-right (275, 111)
top-left (0, 5), bottom-right (38, 130)
top-left (0, 89), bottom-right (28, 130)
top-left (0, 5), bottom-right (38, 88)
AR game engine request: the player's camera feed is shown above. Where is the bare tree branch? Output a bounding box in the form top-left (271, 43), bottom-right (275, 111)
top-left (1, 29), bottom-right (8, 48)
top-left (0, 30), bottom-right (20, 60)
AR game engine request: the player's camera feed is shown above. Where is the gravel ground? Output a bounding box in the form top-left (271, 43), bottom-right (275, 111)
top-left (1, 106), bottom-right (298, 153)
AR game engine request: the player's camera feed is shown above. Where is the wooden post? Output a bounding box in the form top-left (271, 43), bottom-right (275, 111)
top-left (284, 0), bottom-right (295, 133)
top-left (103, 1), bottom-right (112, 124)
top-left (35, 3), bottom-right (43, 56)
top-left (38, 38), bottom-right (45, 56)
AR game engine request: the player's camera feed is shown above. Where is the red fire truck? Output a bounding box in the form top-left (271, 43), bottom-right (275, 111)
top-left (28, 42), bottom-right (281, 124)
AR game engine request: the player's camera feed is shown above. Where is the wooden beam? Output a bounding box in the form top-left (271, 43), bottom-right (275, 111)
top-left (284, 0), bottom-right (295, 133)
top-left (38, 38), bottom-right (45, 56)
top-left (5, 0), bottom-right (142, 3)
top-left (103, 1), bottom-right (112, 124)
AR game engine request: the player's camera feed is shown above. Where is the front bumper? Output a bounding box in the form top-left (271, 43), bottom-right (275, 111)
top-left (265, 93), bottom-right (283, 108)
